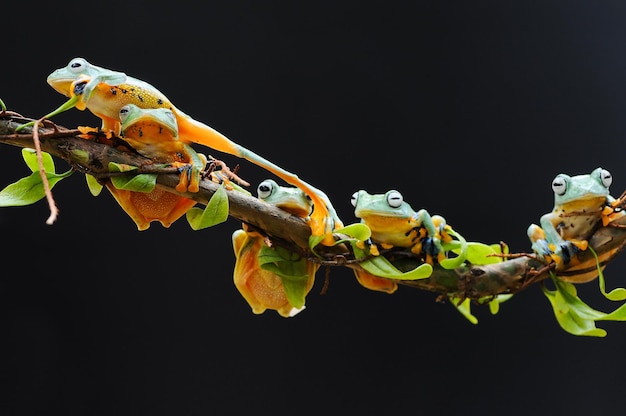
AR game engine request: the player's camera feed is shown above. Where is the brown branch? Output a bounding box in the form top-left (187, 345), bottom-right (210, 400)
top-left (3, 110), bottom-right (626, 302)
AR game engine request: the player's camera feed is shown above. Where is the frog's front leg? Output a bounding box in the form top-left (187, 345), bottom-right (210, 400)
top-left (527, 223), bottom-right (552, 261)
top-left (528, 215), bottom-right (583, 268)
top-left (410, 209), bottom-right (444, 263)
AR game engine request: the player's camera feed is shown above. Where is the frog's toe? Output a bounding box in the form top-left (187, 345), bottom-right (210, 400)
top-left (175, 170), bottom-right (190, 193)
top-left (188, 172), bottom-right (201, 193)
top-left (175, 165), bottom-right (200, 193)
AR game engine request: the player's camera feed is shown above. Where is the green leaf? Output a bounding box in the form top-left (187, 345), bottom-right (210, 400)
top-left (467, 242), bottom-right (504, 265)
top-left (308, 234), bottom-right (327, 251)
top-left (589, 246), bottom-right (626, 301)
top-left (0, 148), bottom-right (73, 206)
top-left (451, 241), bottom-right (504, 266)
top-left (484, 294), bottom-right (513, 315)
top-left (334, 223), bottom-right (372, 242)
top-left (186, 184), bottom-right (229, 230)
top-left (22, 148), bottom-right (55, 173)
top-left (85, 174), bottom-right (103, 196)
top-left (540, 251), bottom-right (626, 337)
top-left (0, 170), bottom-right (72, 207)
top-left (0, 171), bottom-right (72, 206)
top-left (108, 162), bottom-right (157, 192)
top-left (449, 296), bottom-right (478, 324)
top-left (439, 227), bottom-right (468, 269)
top-left (308, 222), bottom-right (372, 252)
top-left (351, 241), bottom-right (433, 280)
top-left (258, 245), bottom-right (310, 309)
top-left (542, 276), bottom-right (608, 337)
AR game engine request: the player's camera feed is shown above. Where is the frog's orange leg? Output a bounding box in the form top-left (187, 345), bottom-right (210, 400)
top-left (353, 269), bottom-right (398, 294)
top-left (176, 115), bottom-right (342, 245)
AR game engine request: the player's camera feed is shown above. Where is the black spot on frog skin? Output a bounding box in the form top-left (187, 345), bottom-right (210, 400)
top-left (137, 95), bottom-right (144, 102)
top-left (73, 81), bottom-right (87, 96)
top-left (110, 88), bottom-right (117, 95)
top-left (559, 242), bottom-right (575, 264)
top-left (157, 99), bottom-right (163, 105)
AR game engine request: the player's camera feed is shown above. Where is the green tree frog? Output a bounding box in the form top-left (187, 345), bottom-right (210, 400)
top-left (44, 57), bottom-right (342, 245)
top-left (348, 189), bottom-right (462, 293)
top-left (232, 179), bottom-right (319, 317)
top-left (105, 105), bottom-right (207, 230)
top-left (350, 189), bottom-right (449, 263)
top-left (527, 167), bottom-right (619, 270)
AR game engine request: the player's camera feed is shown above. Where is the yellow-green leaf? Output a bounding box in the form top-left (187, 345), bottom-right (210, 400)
top-left (352, 242), bottom-right (432, 280)
top-left (186, 184), bottom-right (229, 230)
top-left (589, 246), bottom-right (626, 301)
top-left (258, 245), bottom-right (310, 309)
top-left (22, 148), bottom-right (55, 173)
top-left (85, 174), bottom-right (103, 196)
top-left (449, 296), bottom-right (478, 324)
top-left (0, 170), bottom-right (72, 206)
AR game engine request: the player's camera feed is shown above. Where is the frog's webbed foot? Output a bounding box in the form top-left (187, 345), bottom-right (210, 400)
top-left (419, 236), bottom-right (444, 265)
top-left (551, 241), bottom-right (582, 268)
top-left (409, 209), bottom-right (446, 263)
top-left (410, 230), bottom-right (443, 264)
top-left (173, 163), bottom-right (201, 193)
top-left (602, 195), bottom-right (626, 226)
top-left (172, 150), bottom-right (206, 194)
top-left (77, 125), bottom-right (100, 138)
top-left (356, 238), bottom-right (382, 256)
top-left (531, 238), bottom-right (582, 269)
top-left (530, 238), bottom-right (552, 259)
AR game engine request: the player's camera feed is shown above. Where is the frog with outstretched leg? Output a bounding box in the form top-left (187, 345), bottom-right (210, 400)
top-left (104, 105), bottom-right (207, 230)
top-left (232, 179), bottom-right (319, 317)
top-left (527, 167), bottom-right (620, 270)
top-left (30, 57), bottom-right (342, 245)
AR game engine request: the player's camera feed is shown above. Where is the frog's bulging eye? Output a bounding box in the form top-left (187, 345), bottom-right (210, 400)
top-left (69, 58), bottom-right (88, 73)
top-left (552, 176), bottom-right (567, 196)
top-left (386, 190), bottom-right (403, 208)
top-left (350, 191), bottom-right (359, 207)
top-left (600, 169), bottom-right (612, 188)
top-left (257, 179), bottom-right (276, 200)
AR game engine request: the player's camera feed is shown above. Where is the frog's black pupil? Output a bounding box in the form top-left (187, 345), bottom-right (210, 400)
top-left (71, 63), bottom-right (81, 68)
top-left (259, 185), bottom-right (269, 192)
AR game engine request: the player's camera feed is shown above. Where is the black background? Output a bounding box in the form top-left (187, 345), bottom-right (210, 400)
top-left (3, 1), bottom-right (626, 415)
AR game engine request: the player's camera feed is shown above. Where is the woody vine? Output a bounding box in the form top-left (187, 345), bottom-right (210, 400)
top-left (3, 58), bottom-right (626, 336)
